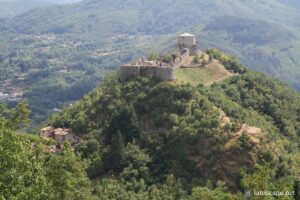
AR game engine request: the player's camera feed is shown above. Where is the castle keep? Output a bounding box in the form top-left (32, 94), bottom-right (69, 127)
top-left (119, 32), bottom-right (199, 82)
top-left (178, 32), bottom-right (198, 56)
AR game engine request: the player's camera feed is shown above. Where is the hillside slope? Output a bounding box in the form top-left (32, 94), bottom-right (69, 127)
top-left (1, 0), bottom-right (300, 125)
top-left (47, 53), bottom-right (300, 198)
top-left (2, 0), bottom-right (300, 35)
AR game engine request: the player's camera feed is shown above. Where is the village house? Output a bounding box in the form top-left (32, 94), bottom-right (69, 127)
top-left (40, 126), bottom-right (55, 137)
top-left (40, 126), bottom-right (78, 145)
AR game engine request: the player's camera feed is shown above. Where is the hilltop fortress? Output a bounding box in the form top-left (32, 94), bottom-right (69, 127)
top-left (119, 33), bottom-right (200, 82)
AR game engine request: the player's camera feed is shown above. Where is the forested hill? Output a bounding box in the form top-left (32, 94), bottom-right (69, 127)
top-left (1, 50), bottom-right (299, 199)
top-left (0, 0), bottom-right (83, 19)
top-left (2, 0), bottom-right (300, 35)
top-left (42, 50), bottom-right (300, 199)
top-left (1, 0), bottom-right (300, 124)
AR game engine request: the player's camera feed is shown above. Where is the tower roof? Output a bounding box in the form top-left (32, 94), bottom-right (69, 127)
top-left (178, 32), bottom-right (195, 37)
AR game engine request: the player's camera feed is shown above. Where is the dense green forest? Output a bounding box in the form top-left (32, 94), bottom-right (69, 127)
top-left (1, 0), bottom-right (300, 125)
top-left (1, 0), bottom-right (300, 199)
top-left (35, 50), bottom-right (299, 199)
top-left (1, 51), bottom-right (300, 199)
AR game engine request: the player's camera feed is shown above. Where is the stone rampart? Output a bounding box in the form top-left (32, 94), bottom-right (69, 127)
top-left (120, 65), bottom-right (175, 82)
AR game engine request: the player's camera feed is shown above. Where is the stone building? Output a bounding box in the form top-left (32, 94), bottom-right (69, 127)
top-left (54, 128), bottom-right (74, 145)
top-left (40, 126), bottom-right (55, 137)
top-left (178, 32), bottom-right (198, 56)
top-left (40, 126), bottom-right (78, 145)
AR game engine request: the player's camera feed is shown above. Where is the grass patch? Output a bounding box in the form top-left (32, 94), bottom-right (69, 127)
top-left (175, 61), bottom-right (232, 86)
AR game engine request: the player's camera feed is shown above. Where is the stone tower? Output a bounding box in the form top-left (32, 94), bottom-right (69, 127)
top-left (178, 32), bottom-right (198, 56)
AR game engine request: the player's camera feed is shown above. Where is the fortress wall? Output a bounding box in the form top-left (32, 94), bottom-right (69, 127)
top-left (155, 66), bottom-right (175, 81)
top-left (190, 45), bottom-right (199, 56)
top-left (119, 65), bottom-right (140, 82)
top-left (120, 65), bottom-right (175, 82)
top-left (140, 66), bottom-right (157, 78)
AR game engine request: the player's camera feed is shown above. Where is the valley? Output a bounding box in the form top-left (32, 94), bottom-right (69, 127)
top-left (1, 0), bottom-right (300, 126)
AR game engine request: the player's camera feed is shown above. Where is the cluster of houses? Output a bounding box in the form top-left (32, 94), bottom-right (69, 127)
top-left (40, 126), bottom-right (79, 145)
top-left (0, 91), bottom-right (23, 102)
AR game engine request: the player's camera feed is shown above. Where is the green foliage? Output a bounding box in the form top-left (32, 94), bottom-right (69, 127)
top-left (147, 52), bottom-right (158, 61)
top-left (0, 105), bottom-right (94, 199)
top-left (107, 106), bottom-right (140, 143)
top-left (240, 165), bottom-right (295, 200)
top-left (50, 70), bottom-right (300, 197)
top-left (191, 181), bottom-right (242, 200)
top-left (206, 49), bottom-right (247, 74)
top-left (0, 119), bottom-right (94, 199)
top-left (236, 132), bottom-right (252, 151)
top-left (103, 132), bottom-right (126, 173)
top-left (0, 119), bottom-right (49, 200)
top-left (1, 0), bottom-right (300, 126)
top-left (93, 174), bottom-right (189, 200)
top-left (75, 138), bottom-right (100, 159)
top-left (162, 54), bottom-right (174, 64)
top-left (0, 100), bottom-right (30, 130)
top-left (193, 55), bottom-right (200, 64)
top-left (46, 143), bottom-right (93, 200)
top-left (212, 70), bottom-right (300, 143)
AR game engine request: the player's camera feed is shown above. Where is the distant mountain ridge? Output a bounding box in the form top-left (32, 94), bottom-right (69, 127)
top-left (46, 0), bottom-right (82, 4)
top-left (1, 0), bottom-right (300, 124)
top-left (0, 0), bottom-right (53, 18)
top-left (0, 0), bottom-right (82, 19)
top-left (1, 0), bottom-right (300, 90)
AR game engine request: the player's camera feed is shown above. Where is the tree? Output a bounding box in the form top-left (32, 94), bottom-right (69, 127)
top-left (76, 139), bottom-right (100, 159)
top-left (193, 55), bottom-right (200, 64)
top-left (191, 181), bottom-right (242, 200)
top-left (0, 101), bottom-right (30, 130)
top-left (0, 119), bottom-right (49, 200)
top-left (103, 132), bottom-right (126, 173)
top-left (46, 143), bottom-right (94, 200)
top-left (147, 52), bottom-right (158, 61)
top-left (120, 142), bottom-right (151, 181)
top-left (107, 107), bottom-right (139, 143)
top-left (162, 54), bottom-right (173, 64)
top-left (236, 132), bottom-right (252, 150)
top-left (12, 100), bottom-right (30, 129)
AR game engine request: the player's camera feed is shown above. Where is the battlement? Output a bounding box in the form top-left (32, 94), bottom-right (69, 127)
top-left (119, 65), bottom-right (175, 82)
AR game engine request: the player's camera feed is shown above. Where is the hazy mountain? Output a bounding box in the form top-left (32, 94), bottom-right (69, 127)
top-left (277, 0), bottom-right (300, 9)
top-left (1, 0), bottom-right (300, 91)
top-left (46, 0), bottom-right (82, 4)
top-left (1, 0), bottom-right (300, 123)
top-left (0, 0), bottom-right (54, 18)
top-left (0, 0), bottom-right (83, 19)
